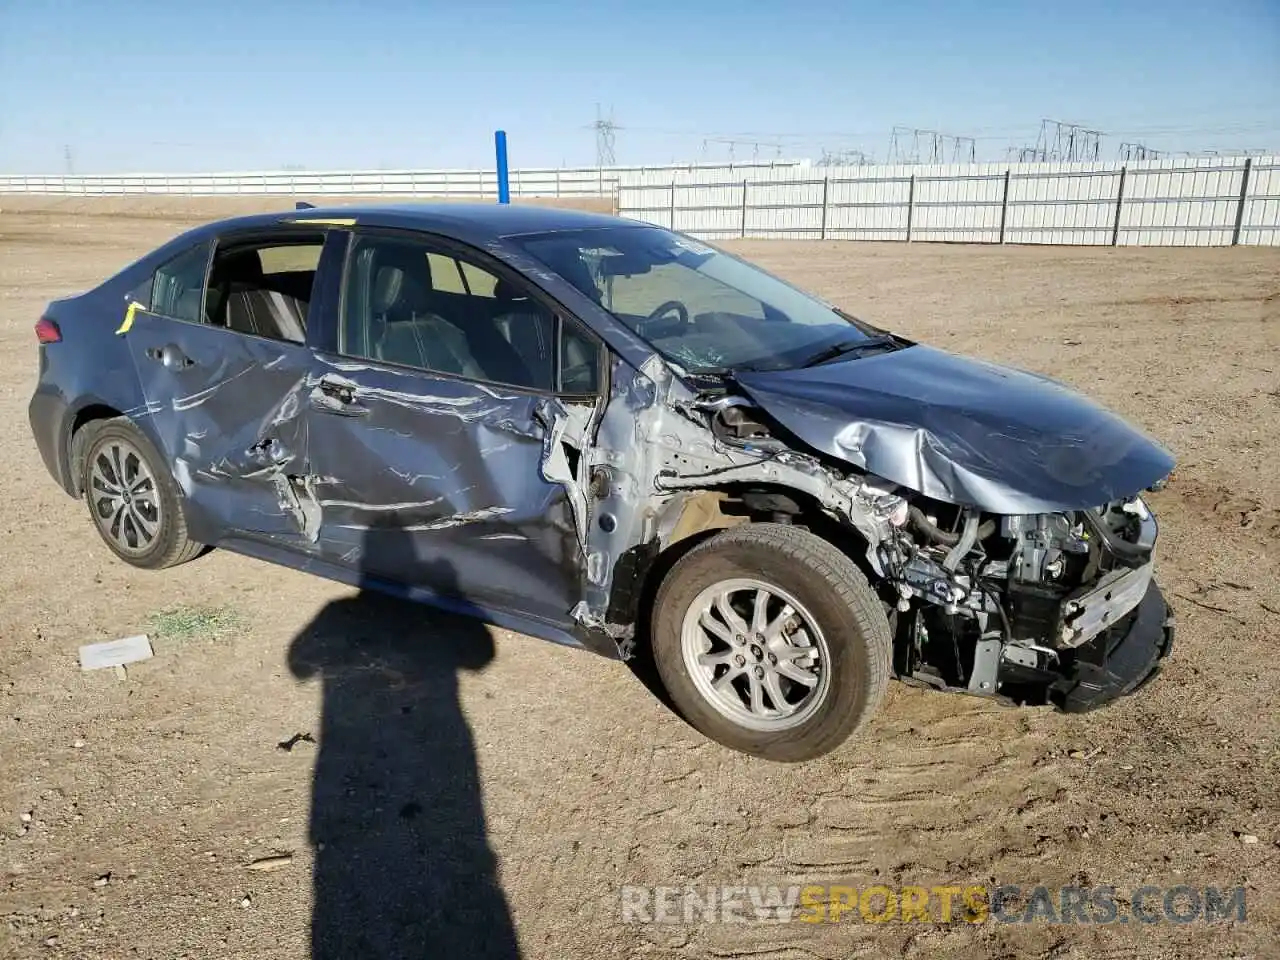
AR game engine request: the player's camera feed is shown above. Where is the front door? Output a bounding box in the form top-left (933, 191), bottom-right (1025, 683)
top-left (120, 232), bottom-right (326, 547)
top-left (301, 228), bottom-right (603, 626)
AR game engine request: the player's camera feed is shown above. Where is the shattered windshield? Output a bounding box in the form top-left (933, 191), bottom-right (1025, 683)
top-left (512, 226), bottom-right (882, 372)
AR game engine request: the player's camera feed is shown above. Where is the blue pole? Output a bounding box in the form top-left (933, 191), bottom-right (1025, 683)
top-left (495, 130), bottom-right (510, 204)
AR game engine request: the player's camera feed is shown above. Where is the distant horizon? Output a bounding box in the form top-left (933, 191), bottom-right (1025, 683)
top-left (1, 0), bottom-right (1276, 174)
top-left (3, 146), bottom-right (1279, 180)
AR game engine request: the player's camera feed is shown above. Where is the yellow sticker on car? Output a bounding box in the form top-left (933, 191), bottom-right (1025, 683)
top-left (115, 300), bottom-right (145, 335)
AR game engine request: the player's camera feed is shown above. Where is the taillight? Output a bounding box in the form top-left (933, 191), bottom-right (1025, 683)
top-left (35, 317), bottom-right (61, 344)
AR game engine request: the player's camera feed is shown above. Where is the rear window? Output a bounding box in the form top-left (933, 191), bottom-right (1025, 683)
top-left (258, 244), bottom-right (323, 275)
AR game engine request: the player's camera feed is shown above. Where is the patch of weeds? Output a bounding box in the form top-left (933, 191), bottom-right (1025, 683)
top-left (147, 604), bottom-right (244, 642)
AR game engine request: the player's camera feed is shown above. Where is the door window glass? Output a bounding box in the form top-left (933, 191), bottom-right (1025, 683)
top-left (149, 242), bottom-right (211, 322)
top-left (205, 237), bottom-right (324, 343)
top-left (559, 322), bottom-right (600, 394)
top-left (341, 234), bottom-right (582, 392)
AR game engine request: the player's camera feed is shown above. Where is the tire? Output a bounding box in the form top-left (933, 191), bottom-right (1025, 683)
top-left (79, 418), bottom-right (203, 570)
top-left (651, 523), bottom-right (892, 762)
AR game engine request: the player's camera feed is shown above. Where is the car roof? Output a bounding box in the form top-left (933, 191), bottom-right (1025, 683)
top-left (188, 202), bottom-right (642, 242)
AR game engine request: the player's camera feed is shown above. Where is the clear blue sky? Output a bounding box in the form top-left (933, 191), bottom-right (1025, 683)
top-left (1, 0), bottom-right (1277, 173)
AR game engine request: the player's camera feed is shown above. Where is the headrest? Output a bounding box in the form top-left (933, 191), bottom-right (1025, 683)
top-left (494, 278), bottom-right (527, 302)
top-left (216, 248), bottom-right (264, 284)
top-left (369, 243), bottom-right (431, 316)
top-left (373, 265), bottom-right (405, 315)
top-left (375, 243), bottom-right (432, 283)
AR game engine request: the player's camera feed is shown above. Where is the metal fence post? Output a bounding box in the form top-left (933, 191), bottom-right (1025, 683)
top-left (905, 174), bottom-right (916, 242)
top-left (670, 183), bottom-right (677, 230)
top-left (494, 130), bottom-right (510, 204)
top-left (740, 179), bottom-right (749, 238)
top-left (820, 177), bottom-right (829, 240)
top-left (1112, 166), bottom-right (1128, 246)
top-left (998, 169), bottom-right (1011, 243)
top-left (1232, 157), bottom-right (1253, 246)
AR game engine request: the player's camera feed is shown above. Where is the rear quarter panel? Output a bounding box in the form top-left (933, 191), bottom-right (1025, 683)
top-left (30, 288), bottom-right (151, 495)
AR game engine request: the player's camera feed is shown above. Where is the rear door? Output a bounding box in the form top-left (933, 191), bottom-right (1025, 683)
top-left (301, 228), bottom-right (604, 626)
top-left (120, 229), bottom-right (330, 546)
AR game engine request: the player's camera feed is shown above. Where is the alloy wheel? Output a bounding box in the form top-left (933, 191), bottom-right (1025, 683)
top-left (88, 438), bottom-right (162, 556)
top-left (680, 577), bottom-right (832, 732)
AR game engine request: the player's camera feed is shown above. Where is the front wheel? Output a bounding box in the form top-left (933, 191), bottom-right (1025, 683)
top-left (651, 523), bottom-right (892, 762)
top-left (80, 418), bottom-right (203, 569)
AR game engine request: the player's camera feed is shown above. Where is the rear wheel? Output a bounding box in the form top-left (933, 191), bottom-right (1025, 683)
top-left (651, 523), bottom-right (891, 762)
top-left (80, 418), bottom-right (202, 569)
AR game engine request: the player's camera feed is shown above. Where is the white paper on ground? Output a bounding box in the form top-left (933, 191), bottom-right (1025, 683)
top-left (79, 635), bottom-right (154, 671)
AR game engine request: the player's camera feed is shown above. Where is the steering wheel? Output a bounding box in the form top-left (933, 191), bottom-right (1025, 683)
top-left (645, 300), bottom-right (689, 326)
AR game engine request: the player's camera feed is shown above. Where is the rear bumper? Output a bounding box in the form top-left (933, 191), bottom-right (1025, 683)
top-left (1048, 581), bottom-right (1175, 712)
top-left (29, 386), bottom-right (75, 495)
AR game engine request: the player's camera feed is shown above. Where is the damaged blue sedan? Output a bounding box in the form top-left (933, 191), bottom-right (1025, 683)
top-left (29, 204), bottom-right (1175, 760)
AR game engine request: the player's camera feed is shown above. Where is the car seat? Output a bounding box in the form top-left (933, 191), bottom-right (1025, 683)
top-left (211, 248), bottom-right (307, 343)
top-left (367, 246), bottom-right (486, 379)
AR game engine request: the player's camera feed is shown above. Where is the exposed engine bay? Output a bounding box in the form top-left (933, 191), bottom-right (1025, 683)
top-left (880, 491), bottom-right (1169, 708)
top-left (685, 392), bottom-right (1175, 711)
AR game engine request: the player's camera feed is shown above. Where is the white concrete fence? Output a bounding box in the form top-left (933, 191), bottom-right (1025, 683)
top-left (3, 156), bottom-right (1277, 246)
top-left (616, 156), bottom-right (1280, 246)
top-left (0, 161), bottom-right (801, 200)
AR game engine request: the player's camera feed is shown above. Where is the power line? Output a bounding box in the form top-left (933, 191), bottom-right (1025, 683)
top-left (1182, 147), bottom-right (1273, 157)
top-left (700, 137), bottom-right (783, 162)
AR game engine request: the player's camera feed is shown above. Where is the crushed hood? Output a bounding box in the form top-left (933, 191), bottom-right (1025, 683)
top-left (733, 345), bottom-right (1174, 514)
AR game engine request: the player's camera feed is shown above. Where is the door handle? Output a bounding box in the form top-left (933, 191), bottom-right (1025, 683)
top-left (312, 376), bottom-right (370, 417)
top-left (145, 344), bottom-right (196, 370)
top-left (319, 377), bottom-right (356, 404)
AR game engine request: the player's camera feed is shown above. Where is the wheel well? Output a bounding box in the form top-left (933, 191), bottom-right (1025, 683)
top-left (67, 404), bottom-right (123, 495)
top-left (620, 485), bottom-right (881, 654)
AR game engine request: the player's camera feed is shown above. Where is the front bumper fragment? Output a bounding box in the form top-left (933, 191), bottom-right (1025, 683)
top-left (1048, 582), bottom-right (1175, 712)
top-left (1058, 561), bottom-right (1155, 648)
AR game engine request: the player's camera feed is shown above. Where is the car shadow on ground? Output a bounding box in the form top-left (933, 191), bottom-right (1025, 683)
top-left (286, 521), bottom-right (521, 959)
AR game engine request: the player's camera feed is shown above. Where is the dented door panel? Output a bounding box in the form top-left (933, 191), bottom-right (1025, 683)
top-left (301, 355), bottom-right (582, 625)
top-left (122, 311), bottom-right (317, 545)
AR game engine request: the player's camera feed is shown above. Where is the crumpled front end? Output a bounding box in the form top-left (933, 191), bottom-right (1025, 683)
top-left (706, 344), bottom-right (1179, 708)
top-left (880, 488), bottom-right (1175, 709)
top-left (574, 343), bottom-right (1174, 711)
top-left (602, 349), bottom-right (1179, 710)
top-left (733, 344), bottom-right (1176, 515)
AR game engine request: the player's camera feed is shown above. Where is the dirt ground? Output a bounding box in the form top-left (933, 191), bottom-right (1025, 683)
top-left (0, 198), bottom-right (1277, 960)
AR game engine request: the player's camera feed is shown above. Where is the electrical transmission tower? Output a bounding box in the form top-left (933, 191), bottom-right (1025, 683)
top-left (1007, 144), bottom-right (1045, 162)
top-left (1118, 142), bottom-right (1162, 161)
top-left (818, 148), bottom-right (872, 166)
top-left (888, 127), bottom-right (975, 164)
top-left (589, 104), bottom-right (618, 167)
top-left (1034, 119), bottom-right (1104, 162)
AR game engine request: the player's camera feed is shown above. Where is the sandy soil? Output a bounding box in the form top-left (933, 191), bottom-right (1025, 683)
top-left (1, 199), bottom-right (1277, 959)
